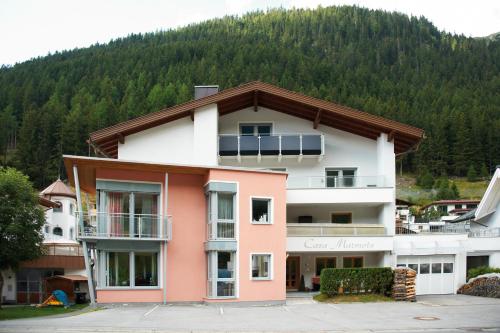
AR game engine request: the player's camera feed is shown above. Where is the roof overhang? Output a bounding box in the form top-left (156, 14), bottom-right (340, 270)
top-left (64, 155), bottom-right (287, 194)
top-left (88, 81), bottom-right (425, 157)
top-left (475, 168), bottom-right (500, 221)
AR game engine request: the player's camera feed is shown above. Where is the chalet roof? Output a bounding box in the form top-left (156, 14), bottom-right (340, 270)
top-left (422, 199), bottom-right (480, 210)
top-left (40, 179), bottom-right (76, 199)
top-left (89, 81), bottom-right (425, 157)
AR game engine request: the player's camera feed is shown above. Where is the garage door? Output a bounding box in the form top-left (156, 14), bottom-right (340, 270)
top-left (397, 255), bottom-right (455, 295)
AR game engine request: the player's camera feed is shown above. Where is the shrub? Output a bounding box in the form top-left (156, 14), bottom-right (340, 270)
top-left (320, 268), bottom-right (394, 296)
top-left (467, 266), bottom-right (500, 280)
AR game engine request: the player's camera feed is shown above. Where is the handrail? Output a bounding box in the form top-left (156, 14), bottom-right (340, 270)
top-left (75, 212), bottom-right (172, 240)
top-left (287, 223), bottom-right (386, 236)
top-left (287, 175), bottom-right (385, 189)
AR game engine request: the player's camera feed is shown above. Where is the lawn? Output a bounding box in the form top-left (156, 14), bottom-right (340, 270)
top-left (314, 293), bottom-right (393, 303)
top-left (0, 304), bottom-right (88, 320)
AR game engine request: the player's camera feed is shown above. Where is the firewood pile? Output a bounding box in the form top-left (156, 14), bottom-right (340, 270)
top-left (392, 268), bottom-right (416, 301)
top-left (457, 274), bottom-right (500, 298)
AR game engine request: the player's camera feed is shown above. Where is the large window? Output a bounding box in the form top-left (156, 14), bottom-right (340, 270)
top-left (252, 254), bottom-right (271, 280)
top-left (105, 251), bottom-right (159, 288)
top-left (343, 256), bottom-right (363, 268)
top-left (107, 252), bottom-right (130, 287)
top-left (208, 251), bottom-right (236, 297)
top-left (325, 169), bottom-right (356, 187)
top-left (316, 257), bottom-right (336, 276)
top-left (239, 123), bottom-right (272, 136)
top-left (252, 198), bottom-right (272, 224)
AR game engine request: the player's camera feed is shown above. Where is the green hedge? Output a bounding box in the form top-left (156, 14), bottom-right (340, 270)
top-left (467, 266), bottom-right (500, 280)
top-left (320, 268), bottom-right (394, 296)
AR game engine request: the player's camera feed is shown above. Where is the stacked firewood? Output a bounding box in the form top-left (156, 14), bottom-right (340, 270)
top-left (457, 274), bottom-right (500, 298)
top-left (392, 268), bottom-right (416, 301)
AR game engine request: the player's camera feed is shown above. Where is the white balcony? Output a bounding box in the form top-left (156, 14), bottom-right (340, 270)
top-left (287, 223), bottom-right (386, 237)
top-left (76, 212), bottom-right (172, 241)
top-left (286, 175), bottom-right (393, 204)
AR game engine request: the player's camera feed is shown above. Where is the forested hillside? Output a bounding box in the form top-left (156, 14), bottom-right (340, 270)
top-left (0, 6), bottom-right (499, 188)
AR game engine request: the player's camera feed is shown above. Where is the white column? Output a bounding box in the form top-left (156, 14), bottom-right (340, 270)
top-left (193, 104), bottom-right (219, 166)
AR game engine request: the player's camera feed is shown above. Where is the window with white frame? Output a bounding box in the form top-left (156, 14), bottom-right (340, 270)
top-left (104, 251), bottom-right (159, 287)
top-left (207, 191), bottom-right (236, 240)
top-left (252, 198), bottom-right (272, 224)
top-left (207, 251), bottom-right (236, 297)
top-left (251, 254), bottom-right (271, 280)
top-left (325, 168), bottom-right (357, 188)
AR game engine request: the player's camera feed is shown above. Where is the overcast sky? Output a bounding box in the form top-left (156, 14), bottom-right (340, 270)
top-left (1, 0), bottom-right (499, 66)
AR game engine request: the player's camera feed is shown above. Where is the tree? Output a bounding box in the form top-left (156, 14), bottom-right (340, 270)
top-left (467, 165), bottom-right (478, 182)
top-left (0, 167), bottom-right (45, 307)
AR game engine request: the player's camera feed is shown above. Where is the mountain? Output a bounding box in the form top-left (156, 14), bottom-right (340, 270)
top-left (0, 6), bottom-right (499, 188)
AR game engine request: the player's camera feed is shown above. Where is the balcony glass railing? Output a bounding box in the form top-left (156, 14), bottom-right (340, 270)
top-left (287, 223), bottom-right (386, 236)
top-left (76, 212), bottom-right (172, 240)
top-left (287, 176), bottom-right (385, 189)
top-left (218, 134), bottom-right (324, 157)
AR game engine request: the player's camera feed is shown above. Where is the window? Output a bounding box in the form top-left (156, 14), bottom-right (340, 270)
top-left (135, 252), bottom-right (158, 286)
top-left (53, 227), bottom-right (63, 236)
top-left (466, 204), bottom-right (477, 209)
top-left (455, 204), bottom-right (462, 209)
top-left (107, 252), bottom-right (130, 287)
top-left (438, 205), bottom-right (448, 214)
top-left (331, 212), bottom-right (352, 224)
top-left (208, 251), bottom-right (235, 297)
top-left (432, 263), bottom-right (442, 274)
top-left (316, 257), bottom-right (336, 276)
top-left (408, 264), bottom-right (418, 272)
top-left (69, 203), bottom-right (74, 215)
top-left (239, 123), bottom-right (272, 136)
top-left (343, 257), bottom-right (363, 268)
top-left (44, 225), bottom-right (50, 234)
top-left (325, 168), bottom-right (357, 187)
top-left (396, 264), bottom-right (407, 268)
top-left (105, 251), bottom-right (159, 288)
top-left (420, 263), bottom-right (430, 274)
top-left (252, 198), bottom-right (272, 224)
top-left (252, 254), bottom-right (271, 279)
top-left (69, 228), bottom-right (74, 239)
top-left (443, 263), bottom-right (454, 273)
top-left (217, 193), bottom-right (235, 238)
top-left (53, 202), bottom-right (63, 213)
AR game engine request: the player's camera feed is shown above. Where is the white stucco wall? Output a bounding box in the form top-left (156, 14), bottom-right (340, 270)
top-left (43, 196), bottom-right (77, 242)
top-left (287, 204), bottom-right (381, 224)
top-left (193, 104), bottom-right (218, 166)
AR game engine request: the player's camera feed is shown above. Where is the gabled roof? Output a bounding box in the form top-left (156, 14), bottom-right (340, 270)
top-left (89, 81), bottom-right (424, 157)
top-left (40, 179), bottom-right (76, 199)
top-left (422, 199), bottom-right (480, 210)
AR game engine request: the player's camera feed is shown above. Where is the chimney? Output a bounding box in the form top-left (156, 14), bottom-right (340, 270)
top-left (194, 85), bottom-right (219, 100)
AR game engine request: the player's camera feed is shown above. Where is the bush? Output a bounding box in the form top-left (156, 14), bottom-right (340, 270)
top-left (320, 268), bottom-right (394, 296)
top-left (467, 266), bottom-right (500, 280)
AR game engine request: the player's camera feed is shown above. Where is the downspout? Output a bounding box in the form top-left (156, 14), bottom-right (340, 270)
top-left (163, 173), bottom-right (169, 305)
top-left (73, 164), bottom-right (96, 305)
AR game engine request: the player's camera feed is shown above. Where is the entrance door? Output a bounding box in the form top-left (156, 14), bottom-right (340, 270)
top-left (286, 256), bottom-right (300, 290)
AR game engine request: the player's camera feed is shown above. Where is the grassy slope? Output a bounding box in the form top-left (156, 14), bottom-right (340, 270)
top-left (0, 304), bottom-right (88, 320)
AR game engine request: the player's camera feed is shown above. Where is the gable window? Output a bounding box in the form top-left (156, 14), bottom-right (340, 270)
top-left (53, 202), bottom-right (63, 213)
top-left (251, 254), bottom-right (272, 280)
top-left (53, 227), bottom-right (63, 236)
top-left (252, 198), bottom-right (272, 224)
top-left (316, 257), bottom-right (336, 276)
top-left (325, 169), bottom-right (356, 188)
top-left (239, 123), bottom-right (272, 136)
top-left (343, 256), bottom-right (363, 268)
top-left (331, 212), bottom-right (352, 224)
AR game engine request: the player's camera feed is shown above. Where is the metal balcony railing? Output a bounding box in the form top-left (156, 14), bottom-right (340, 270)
top-left (287, 175), bottom-right (385, 189)
top-left (218, 134), bottom-right (324, 157)
top-left (76, 212), bottom-right (172, 240)
top-left (287, 223), bottom-right (386, 236)
top-left (396, 223), bottom-right (469, 235)
top-left (469, 227), bottom-right (500, 238)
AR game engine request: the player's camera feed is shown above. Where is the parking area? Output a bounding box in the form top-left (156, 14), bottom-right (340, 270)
top-left (1, 295), bottom-right (500, 333)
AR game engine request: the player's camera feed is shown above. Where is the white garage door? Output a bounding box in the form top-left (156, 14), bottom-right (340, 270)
top-left (397, 255), bottom-right (455, 295)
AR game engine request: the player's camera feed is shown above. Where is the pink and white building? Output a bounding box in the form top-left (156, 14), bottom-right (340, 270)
top-left (63, 82), bottom-right (497, 303)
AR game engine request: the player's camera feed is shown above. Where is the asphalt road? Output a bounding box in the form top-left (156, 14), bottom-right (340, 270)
top-left (1, 295), bottom-right (499, 333)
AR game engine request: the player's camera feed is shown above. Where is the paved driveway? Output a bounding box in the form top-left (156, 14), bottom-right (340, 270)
top-left (1, 295), bottom-right (500, 333)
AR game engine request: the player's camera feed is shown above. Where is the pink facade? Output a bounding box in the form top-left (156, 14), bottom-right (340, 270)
top-left (90, 166), bottom-right (286, 304)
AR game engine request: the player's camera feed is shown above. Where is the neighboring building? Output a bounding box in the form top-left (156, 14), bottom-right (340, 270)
top-left (1, 180), bottom-right (86, 305)
top-left (65, 81), bottom-right (495, 302)
top-left (422, 200), bottom-right (480, 222)
top-left (453, 167), bottom-right (500, 272)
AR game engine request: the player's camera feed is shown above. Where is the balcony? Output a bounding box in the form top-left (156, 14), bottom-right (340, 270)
top-left (218, 134), bottom-right (324, 161)
top-left (287, 223), bottom-right (386, 236)
top-left (76, 212), bottom-right (172, 241)
top-left (287, 175), bottom-right (385, 189)
top-left (396, 224), bottom-right (469, 235)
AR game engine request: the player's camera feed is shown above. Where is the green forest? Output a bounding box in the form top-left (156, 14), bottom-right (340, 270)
top-left (0, 5), bottom-right (499, 189)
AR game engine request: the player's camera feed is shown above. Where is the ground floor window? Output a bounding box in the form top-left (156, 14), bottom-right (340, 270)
top-left (316, 257), bottom-right (336, 276)
top-left (105, 251), bottom-right (159, 288)
top-left (343, 256), bottom-right (363, 268)
top-left (252, 254), bottom-right (271, 280)
top-left (207, 251), bottom-right (236, 297)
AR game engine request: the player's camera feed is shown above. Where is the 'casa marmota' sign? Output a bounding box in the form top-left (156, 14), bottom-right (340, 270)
top-left (304, 238), bottom-right (375, 250)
